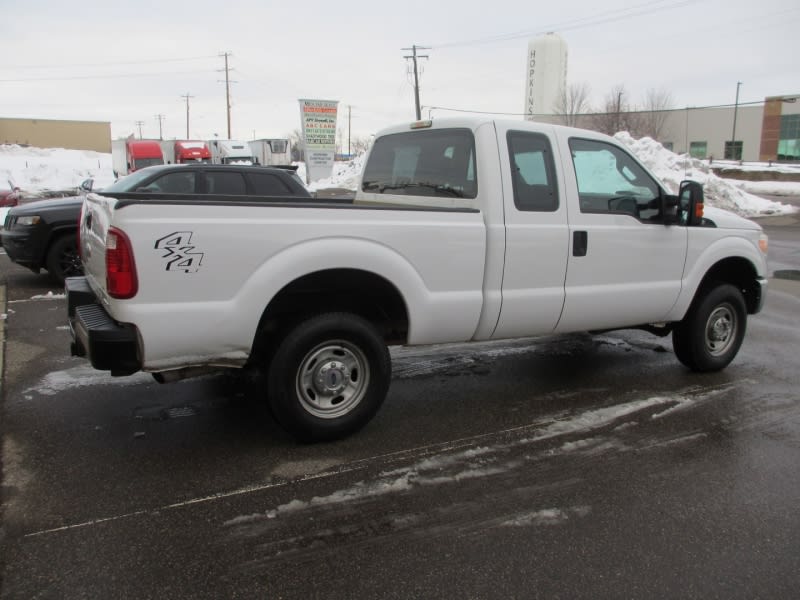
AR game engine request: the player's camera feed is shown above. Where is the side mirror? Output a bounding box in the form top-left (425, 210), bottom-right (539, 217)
top-left (678, 180), bottom-right (704, 226)
top-left (79, 178), bottom-right (94, 193)
top-left (661, 194), bottom-right (680, 225)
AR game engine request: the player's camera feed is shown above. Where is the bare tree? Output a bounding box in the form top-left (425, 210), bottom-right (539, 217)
top-left (349, 135), bottom-right (372, 155)
top-left (553, 82), bottom-right (591, 127)
top-left (637, 88), bottom-right (674, 140)
top-left (591, 84), bottom-right (638, 136)
top-left (287, 129), bottom-right (305, 161)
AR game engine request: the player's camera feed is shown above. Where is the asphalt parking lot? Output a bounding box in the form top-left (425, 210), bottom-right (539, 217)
top-left (1, 209), bottom-right (799, 599)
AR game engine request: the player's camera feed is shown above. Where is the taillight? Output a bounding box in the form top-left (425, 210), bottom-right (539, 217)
top-left (106, 227), bottom-right (138, 299)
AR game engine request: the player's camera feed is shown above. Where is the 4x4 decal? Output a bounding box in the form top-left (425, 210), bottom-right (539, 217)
top-left (155, 232), bottom-right (204, 273)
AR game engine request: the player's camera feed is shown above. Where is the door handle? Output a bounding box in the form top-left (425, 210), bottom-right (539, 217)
top-left (573, 231), bottom-right (588, 257)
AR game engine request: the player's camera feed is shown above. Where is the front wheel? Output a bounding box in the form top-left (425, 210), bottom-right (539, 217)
top-left (46, 233), bottom-right (82, 285)
top-left (267, 312), bottom-right (391, 442)
top-left (672, 283), bottom-right (747, 372)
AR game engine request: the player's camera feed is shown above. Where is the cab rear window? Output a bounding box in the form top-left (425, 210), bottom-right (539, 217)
top-left (361, 129), bottom-right (477, 199)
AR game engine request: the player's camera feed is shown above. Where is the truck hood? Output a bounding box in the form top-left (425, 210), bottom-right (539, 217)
top-left (702, 206), bottom-right (762, 231)
top-left (9, 195), bottom-right (82, 214)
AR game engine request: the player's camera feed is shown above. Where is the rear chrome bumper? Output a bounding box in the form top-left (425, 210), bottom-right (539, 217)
top-left (66, 276), bottom-right (141, 376)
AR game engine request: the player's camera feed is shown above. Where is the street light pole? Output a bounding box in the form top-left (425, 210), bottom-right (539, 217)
top-left (731, 81), bottom-right (742, 160)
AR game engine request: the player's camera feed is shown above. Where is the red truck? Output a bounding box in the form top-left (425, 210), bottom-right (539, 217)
top-left (161, 140), bottom-right (212, 164)
top-left (111, 139), bottom-right (164, 177)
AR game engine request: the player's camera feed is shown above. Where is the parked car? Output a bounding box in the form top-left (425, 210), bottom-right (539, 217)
top-left (1, 164), bottom-right (312, 284)
top-left (0, 183), bottom-right (21, 207)
top-left (1, 195), bottom-right (83, 283)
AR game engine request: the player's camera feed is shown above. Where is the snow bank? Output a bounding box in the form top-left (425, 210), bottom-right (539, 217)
top-left (296, 152), bottom-right (366, 192)
top-left (615, 133), bottom-right (797, 217)
top-left (0, 144), bottom-right (116, 195)
top-left (727, 180), bottom-right (800, 197)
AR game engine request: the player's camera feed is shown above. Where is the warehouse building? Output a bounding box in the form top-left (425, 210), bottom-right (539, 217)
top-left (0, 117), bottom-right (111, 153)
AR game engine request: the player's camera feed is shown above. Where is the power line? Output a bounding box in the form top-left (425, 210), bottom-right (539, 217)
top-left (0, 55), bottom-right (218, 70)
top-left (0, 69), bottom-right (215, 83)
top-left (431, 0), bottom-right (704, 48)
top-left (425, 99), bottom-right (767, 118)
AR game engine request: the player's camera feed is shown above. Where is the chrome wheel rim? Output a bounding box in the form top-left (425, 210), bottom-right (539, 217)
top-left (296, 341), bottom-right (370, 419)
top-left (705, 304), bottom-right (737, 356)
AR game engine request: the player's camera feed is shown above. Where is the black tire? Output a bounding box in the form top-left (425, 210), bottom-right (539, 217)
top-left (266, 312), bottom-right (391, 442)
top-left (46, 233), bottom-right (82, 285)
top-left (672, 283), bottom-right (747, 372)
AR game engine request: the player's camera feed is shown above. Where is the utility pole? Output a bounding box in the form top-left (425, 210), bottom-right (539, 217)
top-left (219, 52), bottom-right (234, 139)
top-left (135, 120), bottom-right (145, 139)
top-left (348, 105), bottom-right (352, 157)
top-left (155, 114), bottom-right (165, 140)
top-left (730, 81), bottom-right (742, 160)
top-left (402, 45), bottom-right (429, 120)
top-left (180, 93), bottom-right (194, 139)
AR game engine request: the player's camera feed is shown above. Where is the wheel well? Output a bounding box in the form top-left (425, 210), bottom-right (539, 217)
top-left (42, 228), bottom-right (77, 267)
top-left (251, 268), bottom-right (409, 362)
top-left (698, 257), bottom-right (761, 314)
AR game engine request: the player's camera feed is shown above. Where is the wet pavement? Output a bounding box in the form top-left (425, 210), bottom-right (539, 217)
top-left (1, 209), bottom-right (799, 599)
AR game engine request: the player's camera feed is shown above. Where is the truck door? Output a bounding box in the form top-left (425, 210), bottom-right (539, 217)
top-left (556, 136), bottom-right (687, 332)
top-left (492, 126), bottom-right (569, 339)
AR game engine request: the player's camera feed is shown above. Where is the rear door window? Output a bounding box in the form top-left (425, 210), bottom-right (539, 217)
top-left (507, 131), bottom-right (558, 211)
top-left (248, 172), bottom-right (293, 195)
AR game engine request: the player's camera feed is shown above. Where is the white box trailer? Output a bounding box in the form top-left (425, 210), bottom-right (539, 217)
top-left (249, 139), bottom-right (291, 165)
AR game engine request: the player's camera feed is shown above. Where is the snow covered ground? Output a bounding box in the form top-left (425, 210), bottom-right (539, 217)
top-left (1, 133), bottom-right (798, 219)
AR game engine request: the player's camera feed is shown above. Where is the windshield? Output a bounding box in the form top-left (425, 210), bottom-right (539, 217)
top-left (134, 157), bottom-right (164, 169)
top-left (103, 169), bottom-right (159, 193)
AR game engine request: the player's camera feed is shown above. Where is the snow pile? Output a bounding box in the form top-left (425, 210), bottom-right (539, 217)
top-left (298, 152), bottom-right (367, 192)
top-left (615, 132), bottom-right (796, 217)
top-left (727, 180), bottom-right (800, 197)
top-left (0, 144), bottom-right (116, 195)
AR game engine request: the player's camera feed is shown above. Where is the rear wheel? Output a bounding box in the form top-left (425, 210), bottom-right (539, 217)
top-left (672, 283), bottom-right (746, 372)
top-left (46, 233), bottom-right (82, 285)
top-left (266, 312), bottom-right (391, 442)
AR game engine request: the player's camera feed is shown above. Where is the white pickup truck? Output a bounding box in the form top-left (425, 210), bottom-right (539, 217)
top-left (68, 118), bottom-right (768, 441)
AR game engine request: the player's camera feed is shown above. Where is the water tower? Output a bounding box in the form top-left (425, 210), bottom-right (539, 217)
top-left (524, 32), bottom-right (568, 120)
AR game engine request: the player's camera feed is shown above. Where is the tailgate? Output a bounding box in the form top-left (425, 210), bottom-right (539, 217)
top-left (80, 192), bottom-right (117, 299)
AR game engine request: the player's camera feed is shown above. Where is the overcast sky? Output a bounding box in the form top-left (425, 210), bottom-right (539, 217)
top-left (1, 0), bottom-right (796, 144)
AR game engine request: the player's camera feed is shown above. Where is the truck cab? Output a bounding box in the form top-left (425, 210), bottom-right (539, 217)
top-left (112, 139), bottom-right (164, 177)
top-left (174, 141), bottom-right (212, 164)
top-left (208, 139), bottom-right (255, 164)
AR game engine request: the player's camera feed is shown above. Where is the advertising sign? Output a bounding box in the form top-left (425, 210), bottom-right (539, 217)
top-left (298, 98), bottom-right (339, 183)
